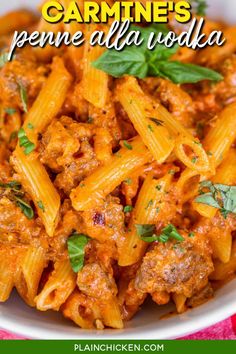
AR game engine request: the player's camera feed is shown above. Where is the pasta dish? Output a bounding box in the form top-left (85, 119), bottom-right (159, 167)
top-left (1, 0), bottom-right (236, 330)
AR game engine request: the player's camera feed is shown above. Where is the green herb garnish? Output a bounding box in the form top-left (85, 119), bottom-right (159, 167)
top-left (0, 180), bottom-right (34, 219)
top-left (150, 118), bottom-right (164, 126)
top-left (37, 200), bottom-right (45, 212)
top-left (124, 205), bottom-right (133, 213)
top-left (123, 140), bottom-right (133, 150)
top-left (135, 223), bottom-right (184, 243)
top-left (19, 83), bottom-right (28, 113)
top-left (67, 233), bottom-right (90, 273)
top-left (15, 196), bottom-right (34, 219)
top-left (5, 108), bottom-right (16, 115)
top-left (190, 0), bottom-right (208, 16)
top-left (27, 123), bottom-right (34, 130)
top-left (18, 128), bottom-right (35, 155)
top-left (195, 181), bottom-right (236, 218)
top-left (124, 178), bottom-right (132, 185)
top-left (93, 25), bottom-right (222, 84)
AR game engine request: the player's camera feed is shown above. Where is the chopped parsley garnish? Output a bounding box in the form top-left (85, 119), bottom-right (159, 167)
top-left (124, 205), bottom-right (133, 213)
top-left (9, 131), bottom-right (17, 143)
top-left (156, 185), bottom-right (162, 191)
top-left (168, 170), bottom-right (176, 175)
top-left (188, 232), bottom-right (195, 238)
top-left (37, 200), bottom-right (45, 212)
top-left (67, 232), bottom-right (90, 273)
top-left (135, 223), bottom-right (184, 243)
top-left (145, 199), bottom-right (154, 210)
top-left (19, 83), bottom-right (28, 113)
top-left (124, 178), bottom-right (132, 185)
top-left (150, 118), bottom-right (164, 126)
top-left (27, 123), bottom-right (34, 130)
top-left (195, 181), bottom-right (236, 219)
top-left (18, 128), bottom-right (35, 155)
top-left (5, 108), bottom-right (16, 115)
top-left (87, 116), bottom-right (94, 124)
top-left (191, 157), bottom-right (198, 164)
top-left (123, 140), bottom-right (133, 150)
top-left (148, 124), bottom-right (154, 133)
top-left (0, 52), bottom-right (13, 68)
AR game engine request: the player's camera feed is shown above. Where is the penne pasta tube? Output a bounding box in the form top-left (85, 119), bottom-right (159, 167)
top-left (118, 172), bottom-right (173, 266)
top-left (12, 147), bottom-right (60, 237)
top-left (22, 57), bottom-right (72, 144)
top-left (81, 25), bottom-right (108, 108)
top-left (100, 297), bottom-right (124, 329)
top-left (0, 255), bottom-right (15, 302)
top-left (210, 241), bottom-right (236, 281)
top-left (70, 136), bottom-right (152, 211)
top-left (203, 102), bottom-right (236, 168)
top-left (35, 260), bottom-right (76, 311)
top-left (116, 77), bottom-right (175, 163)
top-left (172, 293), bottom-right (187, 314)
top-left (62, 291), bottom-right (98, 329)
top-left (61, 0), bottom-right (84, 76)
top-left (15, 246), bottom-right (47, 306)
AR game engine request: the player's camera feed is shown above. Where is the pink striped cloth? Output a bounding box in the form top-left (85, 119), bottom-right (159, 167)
top-left (1, 315), bottom-right (236, 339)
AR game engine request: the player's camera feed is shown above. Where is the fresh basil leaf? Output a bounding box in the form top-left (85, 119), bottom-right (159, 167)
top-left (195, 193), bottom-right (221, 209)
top-left (135, 224), bottom-right (156, 238)
top-left (190, 0), bottom-right (207, 16)
top-left (67, 233), bottom-right (90, 273)
top-left (93, 46), bottom-right (148, 79)
top-left (157, 61), bottom-right (223, 84)
top-left (195, 182), bottom-right (236, 217)
top-left (15, 196), bottom-right (34, 219)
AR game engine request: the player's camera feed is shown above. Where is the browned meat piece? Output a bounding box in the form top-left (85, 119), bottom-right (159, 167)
top-left (134, 232), bottom-right (214, 298)
top-left (77, 263), bottom-right (118, 301)
top-left (82, 195), bottom-right (125, 245)
top-left (0, 49), bottom-right (47, 110)
top-left (0, 196), bottom-right (42, 245)
top-left (40, 116), bottom-right (99, 194)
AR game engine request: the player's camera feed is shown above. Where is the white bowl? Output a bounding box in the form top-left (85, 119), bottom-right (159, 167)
top-left (0, 0), bottom-right (236, 340)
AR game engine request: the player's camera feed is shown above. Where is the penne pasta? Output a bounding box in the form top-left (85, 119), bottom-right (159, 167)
top-left (172, 293), bottom-right (187, 314)
top-left (81, 25), bottom-right (108, 108)
top-left (70, 136), bottom-right (152, 211)
top-left (118, 172), bottom-right (173, 266)
top-left (22, 57), bottom-right (72, 143)
top-left (35, 260), bottom-right (76, 311)
top-left (15, 246), bottom-right (47, 306)
top-left (12, 147), bottom-right (61, 237)
top-left (116, 77), bottom-right (175, 163)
